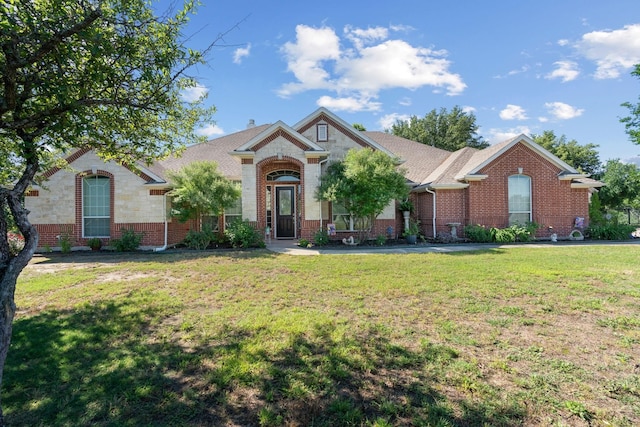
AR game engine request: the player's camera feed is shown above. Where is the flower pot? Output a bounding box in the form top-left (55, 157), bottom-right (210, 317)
top-left (405, 235), bottom-right (417, 244)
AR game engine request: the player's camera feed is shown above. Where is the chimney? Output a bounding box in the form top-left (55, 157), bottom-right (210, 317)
top-left (247, 119), bottom-right (255, 129)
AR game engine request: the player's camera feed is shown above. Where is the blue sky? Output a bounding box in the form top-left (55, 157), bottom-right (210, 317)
top-left (170, 0), bottom-right (640, 165)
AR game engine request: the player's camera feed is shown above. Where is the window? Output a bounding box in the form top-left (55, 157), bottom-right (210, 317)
top-left (266, 186), bottom-right (272, 230)
top-left (317, 123), bottom-right (328, 142)
top-left (331, 202), bottom-right (370, 231)
top-left (508, 175), bottom-right (531, 225)
top-left (201, 215), bottom-right (220, 232)
top-left (224, 198), bottom-right (242, 226)
top-left (266, 170), bottom-right (300, 181)
top-left (83, 175), bottom-right (110, 237)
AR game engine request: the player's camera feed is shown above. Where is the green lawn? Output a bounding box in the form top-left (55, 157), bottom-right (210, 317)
top-left (6, 245), bottom-right (640, 426)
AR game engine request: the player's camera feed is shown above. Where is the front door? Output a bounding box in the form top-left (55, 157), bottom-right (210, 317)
top-left (276, 186), bottom-right (295, 238)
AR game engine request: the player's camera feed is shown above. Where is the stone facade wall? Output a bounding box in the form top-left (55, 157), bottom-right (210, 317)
top-left (26, 151), bottom-right (172, 247)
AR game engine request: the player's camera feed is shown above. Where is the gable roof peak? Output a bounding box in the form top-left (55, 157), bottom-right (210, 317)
top-left (293, 107), bottom-right (396, 157)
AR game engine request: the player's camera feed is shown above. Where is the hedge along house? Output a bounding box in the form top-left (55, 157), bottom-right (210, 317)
top-left (26, 107), bottom-right (603, 249)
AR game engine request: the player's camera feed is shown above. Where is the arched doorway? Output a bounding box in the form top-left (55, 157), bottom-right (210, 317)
top-left (266, 169), bottom-right (300, 239)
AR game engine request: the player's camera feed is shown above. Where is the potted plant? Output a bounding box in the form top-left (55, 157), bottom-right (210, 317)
top-left (403, 218), bottom-right (420, 244)
top-left (398, 199), bottom-right (414, 232)
top-left (87, 237), bottom-right (102, 251)
top-left (398, 199), bottom-right (413, 213)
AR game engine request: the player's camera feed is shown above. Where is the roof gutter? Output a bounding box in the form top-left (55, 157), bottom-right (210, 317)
top-left (413, 183), bottom-right (437, 238)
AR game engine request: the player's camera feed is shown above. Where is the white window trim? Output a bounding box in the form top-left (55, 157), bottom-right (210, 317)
top-left (317, 123), bottom-right (328, 142)
top-left (508, 175), bottom-right (532, 225)
top-left (82, 175), bottom-right (110, 238)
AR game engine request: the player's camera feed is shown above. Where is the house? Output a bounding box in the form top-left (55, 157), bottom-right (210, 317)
top-left (26, 107), bottom-right (603, 249)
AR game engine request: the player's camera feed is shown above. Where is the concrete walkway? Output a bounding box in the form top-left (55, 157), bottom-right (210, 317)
top-left (266, 238), bottom-right (640, 256)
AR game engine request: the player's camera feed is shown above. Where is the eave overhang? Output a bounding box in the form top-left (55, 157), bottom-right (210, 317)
top-left (458, 174), bottom-right (488, 182)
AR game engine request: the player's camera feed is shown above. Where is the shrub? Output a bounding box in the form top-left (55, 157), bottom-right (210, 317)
top-left (111, 228), bottom-right (143, 251)
top-left (224, 220), bottom-right (265, 248)
top-left (58, 227), bottom-right (73, 253)
top-left (184, 225), bottom-right (216, 250)
top-left (297, 238), bottom-right (310, 247)
top-left (375, 234), bottom-right (386, 246)
top-left (464, 224), bottom-right (493, 243)
top-left (493, 227), bottom-right (515, 243)
top-left (587, 223), bottom-right (636, 240)
top-left (465, 222), bottom-right (539, 243)
top-left (313, 228), bottom-right (329, 246)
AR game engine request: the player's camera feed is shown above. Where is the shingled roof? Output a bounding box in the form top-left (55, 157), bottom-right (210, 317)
top-left (148, 124), bottom-right (271, 181)
top-left (142, 119), bottom-right (600, 191)
top-left (363, 131), bottom-right (452, 184)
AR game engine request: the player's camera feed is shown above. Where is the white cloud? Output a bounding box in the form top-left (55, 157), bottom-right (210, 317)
top-left (462, 105), bottom-right (476, 114)
top-left (378, 113), bottom-right (411, 130)
top-left (233, 44), bottom-right (251, 64)
top-left (557, 39), bottom-right (570, 47)
top-left (196, 124), bottom-right (225, 138)
top-left (499, 104), bottom-right (528, 120)
top-left (180, 84), bottom-right (208, 102)
top-left (398, 97), bottom-right (412, 106)
top-left (493, 65), bottom-right (529, 79)
top-left (545, 61), bottom-right (580, 82)
top-left (278, 24), bottom-right (466, 109)
top-left (544, 101), bottom-right (584, 120)
top-left (316, 95), bottom-right (381, 112)
top-left (335, 40), bottom-right (466, 95)
top-left (575, 24), bottom-right (640, 79)
top-left (344, 25), bottom-right (388, 49)
top-left (278, 25), bottom-right (341, 97)
top-left (485, 126), bottom-right (532, 144)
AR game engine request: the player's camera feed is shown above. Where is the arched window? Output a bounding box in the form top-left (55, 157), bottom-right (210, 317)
top-left (266, 170), bottom-right (300, 182)
top-left (508, 175), bottom-right (531, 225)
top-left (83, 175), bottom-right (110, 237)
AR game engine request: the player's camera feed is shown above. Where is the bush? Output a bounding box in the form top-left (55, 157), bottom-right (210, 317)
top-left (464, 224), bottom-right (493, 243)
top-left (184, 225), bottom-right (216, 250)
top-left (111, 228), bottom-right (143, 252)
top-left (313, 228), bottom-right (329, 246)
top-left (587, 223), bottom-right (636, 240)
top-left (465, 222), bottom-right (539, 243)
top-left (58, 226), bottom-right (73, 253)
top-left (297, 238), bottom-right (310, 247)
top-left (224, 220), bottom-right (265, 248)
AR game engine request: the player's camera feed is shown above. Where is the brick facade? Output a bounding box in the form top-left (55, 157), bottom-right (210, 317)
top-left (410, 144), bottom-right (592, 239)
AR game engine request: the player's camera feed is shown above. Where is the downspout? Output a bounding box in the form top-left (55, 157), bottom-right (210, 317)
top-left (318, 158), bottom-right (329, 230)
top-left (425, 187), bottom-right (437, 238)
top-left (154, 192), bottom-right (168, 252)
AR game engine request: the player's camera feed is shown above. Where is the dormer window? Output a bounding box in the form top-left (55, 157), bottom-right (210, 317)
top-left (317, 123), bottom-right (328, 142)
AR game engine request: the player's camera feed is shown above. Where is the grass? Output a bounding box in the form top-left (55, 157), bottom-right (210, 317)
top-left (5, 245), bottom-right (640, 426)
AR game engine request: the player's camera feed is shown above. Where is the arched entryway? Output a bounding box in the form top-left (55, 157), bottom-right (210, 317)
top-left (258, 158), bottom-right (304, 240)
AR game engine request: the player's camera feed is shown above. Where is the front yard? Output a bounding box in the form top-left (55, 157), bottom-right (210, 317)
top-left (6, 245), bottom-right (640, 426)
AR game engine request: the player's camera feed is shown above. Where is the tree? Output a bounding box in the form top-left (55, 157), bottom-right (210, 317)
top-left (621, 63), bottom-right (640, 145)
top-left (531, 130), bottom-right (602, 176)
top-left (352, 123), bottom-right (366, 131)
top-left (387, 106), bottom-right (489, 151)
top-left (597, 159), bottom-right (640, 211)
top-left (316, 148), bottom-right (408, 243)
top-left (168, 161), bottom-right (241, 225)
top-left (0, 0), bottom-right (216, 421)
